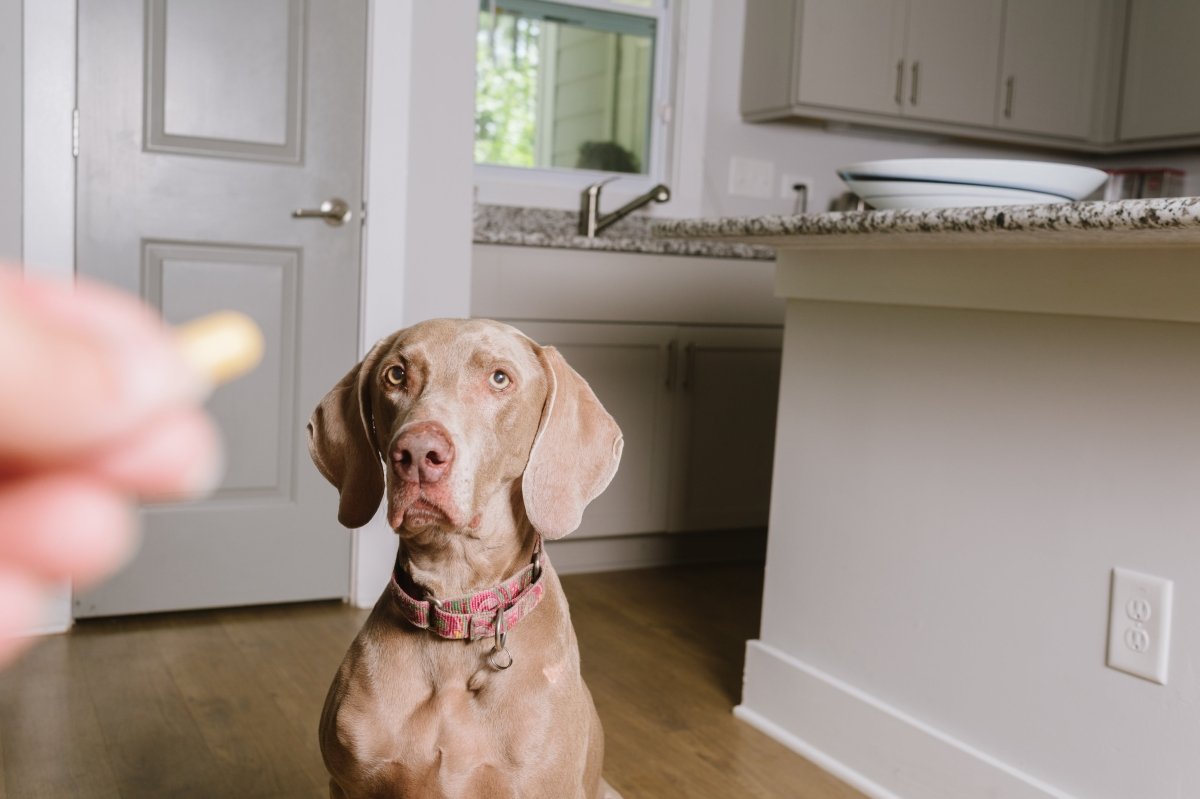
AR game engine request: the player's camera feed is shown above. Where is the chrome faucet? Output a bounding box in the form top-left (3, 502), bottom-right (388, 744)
top-left (578, 178), bottom-right (671, 237)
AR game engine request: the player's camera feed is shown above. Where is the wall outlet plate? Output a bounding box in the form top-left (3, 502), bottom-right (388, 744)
top-left (1107, 567), bottom-right (1173, 684)
top-left (728, 155), bottom-right (775, 199)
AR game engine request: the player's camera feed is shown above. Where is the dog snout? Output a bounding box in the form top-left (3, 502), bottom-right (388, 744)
top-left (392, 422), bottom-right (455, 485)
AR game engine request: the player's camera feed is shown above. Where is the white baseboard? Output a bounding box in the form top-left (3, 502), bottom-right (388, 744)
top-left (547, 528), bottom-right (767, 575)
top-left (737, 641), bottom-right (1075, 799)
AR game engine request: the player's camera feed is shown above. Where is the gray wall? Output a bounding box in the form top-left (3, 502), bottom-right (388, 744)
top-left (0, 0), bottom-right (21, 264)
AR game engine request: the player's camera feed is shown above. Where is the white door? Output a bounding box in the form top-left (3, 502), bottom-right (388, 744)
top-left (74, 0), bottom-right (366, 616)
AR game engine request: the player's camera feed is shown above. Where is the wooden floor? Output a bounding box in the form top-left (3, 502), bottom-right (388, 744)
top-left (0, 563), bottom-right (865, 799)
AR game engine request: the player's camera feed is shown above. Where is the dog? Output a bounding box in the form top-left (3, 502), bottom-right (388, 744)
top-left (307, 318), bottom-right (624, 799)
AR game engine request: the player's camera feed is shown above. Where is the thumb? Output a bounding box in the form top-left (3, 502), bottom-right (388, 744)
top-left (0, 270), bottom-right (208, 464)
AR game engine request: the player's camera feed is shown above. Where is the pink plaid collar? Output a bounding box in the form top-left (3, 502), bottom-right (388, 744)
top-left (390, 540), bottom-right (546, 645)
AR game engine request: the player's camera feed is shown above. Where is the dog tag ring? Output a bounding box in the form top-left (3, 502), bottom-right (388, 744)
top-left (489, 609), bottom-right (513, 670)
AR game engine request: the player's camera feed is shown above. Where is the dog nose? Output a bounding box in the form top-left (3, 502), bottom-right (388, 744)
top-left (392, 422), bottom-right (455, 484)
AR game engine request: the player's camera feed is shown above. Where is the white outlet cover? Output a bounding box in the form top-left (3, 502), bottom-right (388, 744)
top-left (728, 156), bottom-right (775, 199)
top-left (1107, 567), bottom-right (1173, 684)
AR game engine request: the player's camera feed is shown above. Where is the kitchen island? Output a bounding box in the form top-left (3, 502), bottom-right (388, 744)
top-left (656, 198), bottom-right (1200, 799)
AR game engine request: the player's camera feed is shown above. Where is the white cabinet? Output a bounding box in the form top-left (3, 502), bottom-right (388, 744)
top-left (1119, 1), bottom-right (1200, 143)
top-left (742, 0), bottom-right (1130, 152)
top-left (902, 0), bottom-right (1004, 127)
top-left (995, 0), bottom-right (1101, 139)
top-left (794, 0), bottom-right (907, 116)
top-left (511, 321), bottom-right (783, 538)
top-left (514, 322), bottom-right (676, 538)
top-left (763, 0), bottom-right (1003, 128)
top-left (667, 327), bottom-right (782, 533)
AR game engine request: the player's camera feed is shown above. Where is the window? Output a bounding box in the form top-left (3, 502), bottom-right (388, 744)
top-left (475, 0), bottom-right (668, 178)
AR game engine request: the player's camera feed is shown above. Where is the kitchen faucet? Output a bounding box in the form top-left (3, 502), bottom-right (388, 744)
top-left (578, 177), bottom-right (671, 237)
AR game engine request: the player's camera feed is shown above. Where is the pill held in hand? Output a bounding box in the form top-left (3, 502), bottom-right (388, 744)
top-left (175, 311), bottom-right (265, 387)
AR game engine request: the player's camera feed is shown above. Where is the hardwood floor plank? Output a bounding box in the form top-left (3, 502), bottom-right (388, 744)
top-left (0, 564), bottom-right (864, 799)
top-left (562, 564), bottom-right (867, 799)
top-left (72, 616), bottom-right (238, 799)
top-left (217, 601), bottom-right (368, 785)
top-left (150, 611), bottom-right (331, 798)
top-left (0, 634), bottom-right (122, 799)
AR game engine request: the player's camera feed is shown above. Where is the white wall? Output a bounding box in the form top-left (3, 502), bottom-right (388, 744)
top-left (0, 0), bottom-right (21, 264)
top-left (352, 0), bottom-right (476, 608)
top-left (752, 294), bottom-right (1200, 798)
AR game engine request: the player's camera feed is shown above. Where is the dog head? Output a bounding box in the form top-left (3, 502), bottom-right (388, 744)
top-left (307, 318), bottom-right (623, 541)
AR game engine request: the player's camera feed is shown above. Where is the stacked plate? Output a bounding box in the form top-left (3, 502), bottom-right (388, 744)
top-left (837, 158), bottom-right (1109, 210)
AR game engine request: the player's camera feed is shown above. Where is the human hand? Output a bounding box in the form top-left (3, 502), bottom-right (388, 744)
top-left (0, 268), bottom-right (228, 665)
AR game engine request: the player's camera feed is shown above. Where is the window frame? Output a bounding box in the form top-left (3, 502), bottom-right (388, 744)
top-left (473, 0), bottom-right (675, 206)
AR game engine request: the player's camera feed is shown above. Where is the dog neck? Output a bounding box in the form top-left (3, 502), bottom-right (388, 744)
top-left (396, 485), bottom-right (540, 599)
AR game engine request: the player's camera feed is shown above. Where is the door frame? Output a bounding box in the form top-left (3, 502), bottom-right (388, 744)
top-left (22, 0), bottom-right (475, 631)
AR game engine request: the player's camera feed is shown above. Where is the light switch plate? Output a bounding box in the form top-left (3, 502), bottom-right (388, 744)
top-left (1107, 567), bottom-right (1173, 684)
top-left (728, 156), bottom-right (775, 198)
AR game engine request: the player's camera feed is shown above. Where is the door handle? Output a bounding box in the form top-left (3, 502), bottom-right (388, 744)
top-left (292, 197), bottom-right (352, 226)
top-left (910, 62), bottom-right (920, 106)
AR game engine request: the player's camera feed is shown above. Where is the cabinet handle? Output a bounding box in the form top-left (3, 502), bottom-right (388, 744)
top-left (665, 340), bottom-right (678, 391)
top-left (894, 60), bottom-right (904, 106)
top-left (910, 61), bottom-right (919, 106)
top-left (1004, 76), bottom-right (1015, 119)
top-left (682, 343), bottom-right (696, 392)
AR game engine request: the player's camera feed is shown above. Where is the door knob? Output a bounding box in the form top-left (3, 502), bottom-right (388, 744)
top-left (292, 197), bottom-right (351, 226)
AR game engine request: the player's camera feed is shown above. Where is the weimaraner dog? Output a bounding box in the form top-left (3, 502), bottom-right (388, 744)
top-left (307, 318), bottom-right (624, 799)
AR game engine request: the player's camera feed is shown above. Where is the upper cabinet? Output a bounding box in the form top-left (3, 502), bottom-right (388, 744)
top-left (902, 0), bottom-right (1004, 127)
top-left (994, 0), bottom-right (1102, 139)
top-left (792, 0), bottom-right (1002, 127)
top-left (1119, 1), bottom-right (1200, 144)
top-left (742, 0), bottom-right (1195, 153)
top-left (792, 0), bottom-right (907, 117)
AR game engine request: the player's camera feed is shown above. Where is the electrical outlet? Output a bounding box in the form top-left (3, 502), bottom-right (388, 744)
top-left (1107, 567), bottom-right (1173, 684)
top-left (728, 156), bottom-right (775, 198)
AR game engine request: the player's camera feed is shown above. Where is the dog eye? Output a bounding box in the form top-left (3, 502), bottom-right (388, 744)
top-left (384, 365), bottom-right (406, 386)
top-left (488, 369), bottom-right (511, 390)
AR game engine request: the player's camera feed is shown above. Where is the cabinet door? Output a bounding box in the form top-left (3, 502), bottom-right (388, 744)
top-left (903, 0), bottom-right (1003, 126)
top-left (794, 0), bottom-right (907, 115)
top-left (669, 327), bottom-right (783, 533)
top-left (510, 321), bottom-right (676, 538)
top-left (995, 0), bottom-right (1099, 139)
top-left (1119, 1), bottom-right (1200, 141)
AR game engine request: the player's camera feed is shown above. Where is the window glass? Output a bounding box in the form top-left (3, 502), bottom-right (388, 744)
top-left (475, 0), bottom-right (657, 175)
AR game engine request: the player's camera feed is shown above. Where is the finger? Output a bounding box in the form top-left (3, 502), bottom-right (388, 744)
top-left (80, 407), bottom-right (223, 500)
top-left (0, 270), bottom-right (208, 463)
top-left (0, 473), bottom-right (139, 586)
top-left (0, 569), bottom-right (44, 668)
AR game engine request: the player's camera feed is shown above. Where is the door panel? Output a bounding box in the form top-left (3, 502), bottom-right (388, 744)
top-left (75, 0), bottom-right (366, 616)
top-left (510, 321), bottom-right (676, 538)
top-left (149, 0), bottom-right (302, 157)
top-left (903, 0), bottom-right (1003, 126)
top-left (795, 0), bottom-right (907, 115)
top-left (670, 327), bottom-right (783, 532)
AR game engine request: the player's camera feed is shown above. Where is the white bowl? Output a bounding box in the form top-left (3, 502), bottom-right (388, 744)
top-left (838, 158), bottom-right (1108, 209)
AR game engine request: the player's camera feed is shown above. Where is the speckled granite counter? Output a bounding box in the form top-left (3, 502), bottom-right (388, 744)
top-left (473, 204), bottom-right (775, 260)
top-left (653, 197), bottom-right (1200, 248)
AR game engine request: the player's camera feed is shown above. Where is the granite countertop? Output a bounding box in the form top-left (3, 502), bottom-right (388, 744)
top-left (473, 204), bottom-right (775, 260)
top-left (652, 197), bottom-right (1200, 249)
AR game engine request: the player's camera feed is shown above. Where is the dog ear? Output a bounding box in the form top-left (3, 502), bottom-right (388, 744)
top-left (307, 342), bottom-right (386, 529)
top-left (522, 346), bottom-right (623, 539)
